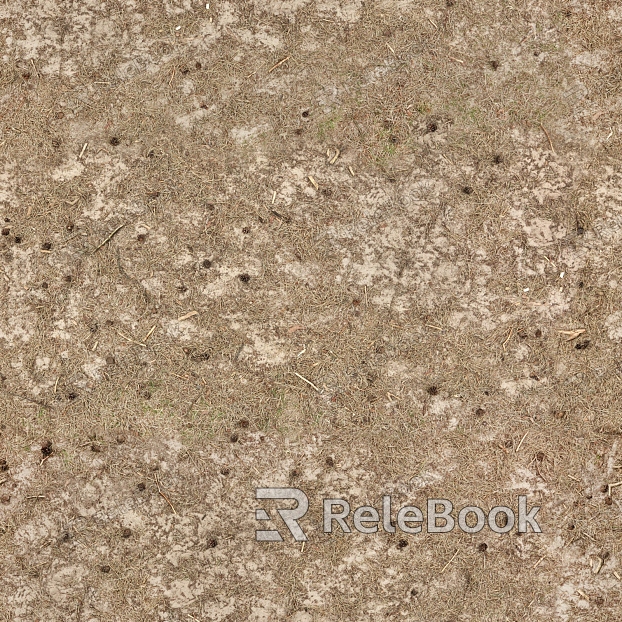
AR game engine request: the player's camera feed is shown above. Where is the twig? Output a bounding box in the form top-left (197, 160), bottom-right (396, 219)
top-left (93, 223), bottom-right (126, 253)
top-left (116, 330), bottom-right (146, 347)
top-left (440, 549), bottom-right (459, 573)
top-left (502, 327), bottom-right (513, 351)
top-left (268, 56), bottom-right (290, 73)
top-left (540, 123), bottom-right (555, 154)
top-left (293, 372), bottom-right (320, 392)
top-left (155, 474), bottom-right (177, 514)
top-left (515, 432), bottom-right (528, 453)
top-left (144, 325), bottom-right (157, 342)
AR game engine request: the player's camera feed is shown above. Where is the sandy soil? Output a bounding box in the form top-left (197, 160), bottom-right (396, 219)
top-left (1, 0), bottom-right (622, 620)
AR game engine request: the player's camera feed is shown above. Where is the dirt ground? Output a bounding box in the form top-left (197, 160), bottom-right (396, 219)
top-left (1, 0), bottom-right (622, 619)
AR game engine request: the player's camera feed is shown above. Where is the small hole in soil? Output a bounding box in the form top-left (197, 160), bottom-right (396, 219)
top-left (137, 233), bottom-right (146, 243)
top-left (220, 467), bottom-right (230, 476)
top-left (478, 542), bottom-right (488, 552)
top-left (493, 154), bottom-right (504, 164)
top-left (426, 385), bottom-right (439, 396)
top-left (237, 419), bottom-right (249, 428)
top-left (427, 121), bottom-right (438, 133)
top-left (41, 440), bottom-right (53, 457)
top-left (462, 186), bottom-right (473, 195)
top-left (14, 236), bottom-right (22, 244)
top-left (242, 226), bottom-right (251, 234)
top-left (475, 407), bottom-right (485, 416)
top-left (290, 468), bottom-right (301, 478)
top-left (1, 228), bottom-right (9, 236)
top-left (109, 137), bottom-right (120, 146)
top-left (195, 61), bottom-right (202, 69)
top-left (121, 527), bottom-right (132, 538)
top-left (397, 539), bottom-right (408, 549)
top-left (100, 565), bottom-right (111, 573)
top-left (41, 242), bottom-right (52, 250)
top-left (489, 60), bottom-right (500, 70)
top-left (66, 223), bottom-right (74, 231)
top-left (137, 482), bottom-right (146, 491)
top-left (230, 433), bottom-right (239, 443)
top-left (207, 538), bottom-right (218, 548)
top-left (301, 110), bottom-right (310, 118)
top-left (239, 273), bottom-right (250, 283)
top-left (325, 456), bottom-right (335, 467)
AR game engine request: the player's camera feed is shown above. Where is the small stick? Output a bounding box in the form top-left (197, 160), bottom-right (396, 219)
top-left (178, 311), bottom-right (198, 322)
top-left (348, 166), bottom-right (355, 176)
top-left (329, 148), bottom-right (340, 165)
top-left (268, 55), bottom-right (290, 73)
top-left (93, 223), bottom-right (126, 253)
top-left (502, 327), bottom-right (513, 351)
top-left (540, 123), bottom-right (555, 153)
top-left (440, 549), bottom-right (459, 573)
top-left (608, 480), bottom-right (622, 496)
top-left (308, 176), bottom-right (318, 190)
top-left (272, 191), bottom-right (276, 204)
top-left (78, 142), bottom-right (88, 159)
top-left (144, 325), bottom-right (157, 341)
top-left (515, 432), bottom-right (528, 453)
top-left (293, 372), bottom-right (320, 392)
top-left (116, 330), bottom-right (146, 347)
top-left (533, 555), bottom-right (546, 569)
top-left (271, 210), bottom-right (290, 223)
top-left (155, 474), bottom-right (177, 515)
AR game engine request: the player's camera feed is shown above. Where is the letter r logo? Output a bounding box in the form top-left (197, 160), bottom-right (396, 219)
top-left (255, 488), bottom-right (309, 542)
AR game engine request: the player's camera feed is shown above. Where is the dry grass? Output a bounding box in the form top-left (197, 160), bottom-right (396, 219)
top-left (1, 0), bottom-right (622, 619)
